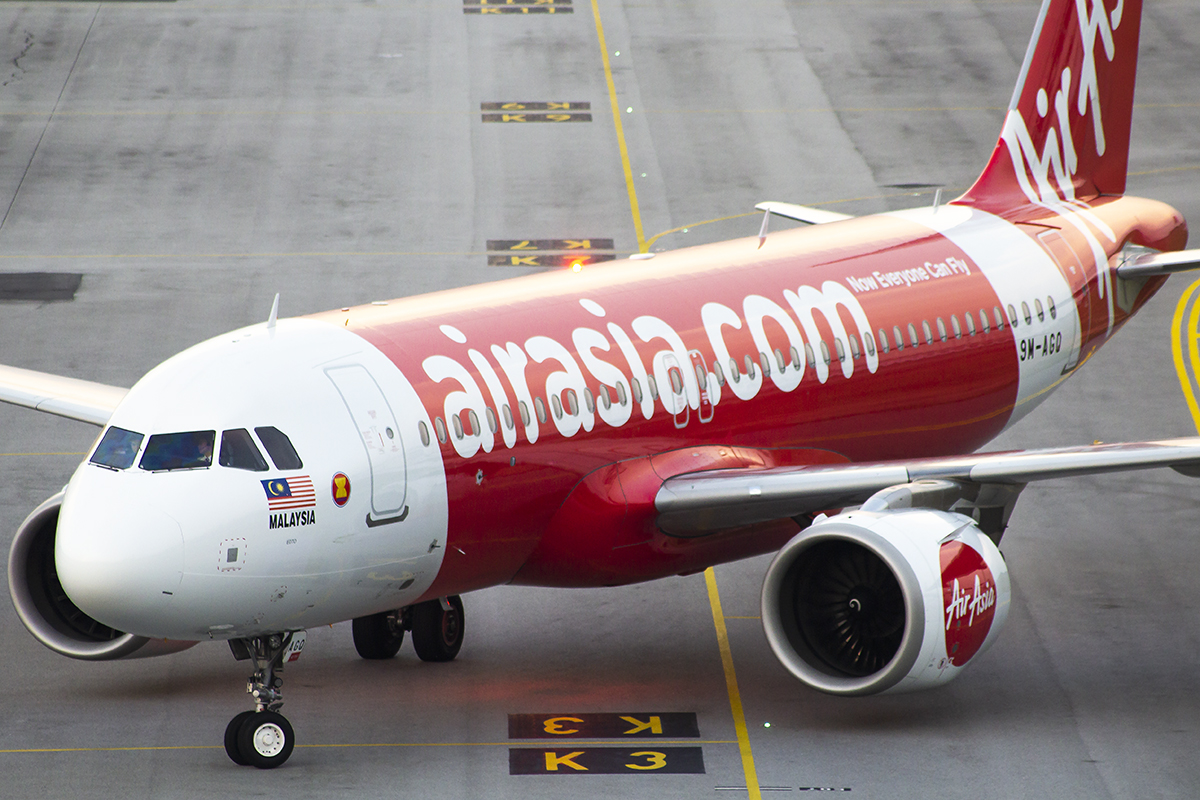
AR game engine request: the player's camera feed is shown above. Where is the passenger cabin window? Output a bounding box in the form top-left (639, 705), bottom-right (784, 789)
top-left (893, 326), bottom-right (904, 351)
top-left (727, 359), bottom-right (740, 383)
top-left (535, 397), bottom-right (548, 424)
top-left (834, 339), bottom-right (845, 361)
top-left (979, 309), bottom-right (991, 333)
top-left (418, 421), bottom-right (431, 447)
top-left (1021, 301), bottom-right (1032, 325)
top-left (1048, 296), bottom-right (1057, 319)
top-left (452, 415), bottom-right (464, 440)
top-left (486, 407), bottom-right (498, 433)
top-left (819, 341), bottom-right (831, 365)
top-left (583, 388), bottom-right (595, 413)
top-left (140, 430), bottom-right (216, 472)
top-left (965, 311), bottom-right (977, 336)
top-left (502, 404), bottom-right (514, 430)
top-left (936, 318), bottom-right (948, 342)
top-left (219, 429), bottom-right (268, 472)
top-left (551, 394), bottom-right (563, 420)
top-left (600, 385), bottom-right (612, 409)
top-left (255, 426), bottom-right (303, 470)
top-left (1034, 298), bottom-right (1045, 322)
top-left (468, 410), bottom-right (481, 435)
top-left (713, 361), bottom-right (726, 386)
top-left (519, 401), bottom-right (531, 427)
top-left (774, 348), bottom-right (786, 372)
top-left (996, 306), bottom-right (1007, 330)
top-left (849, 335), bottom-right (861, 360)
top-left (804, 342), bottom-right (816, 366)
top-left (631, 378), bottom-right (643, 403)
top-left (435, 417), bottom-right (448, 443)
top-left (617, 381), bottom-right (628, 406)
top-left (90, 426), bottom-right (144, 470)
top-left (950, 315), bottom-right (962, 338)
top-left (921, 321), bottom-right (933, 345)
top-left (876, 330), bottom-right (889, 355)
top-left (908, 323), bottom-right (919, 348)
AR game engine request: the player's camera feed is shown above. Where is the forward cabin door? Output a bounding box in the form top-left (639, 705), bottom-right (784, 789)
top-left (326, 364), bottom-right (408, 522)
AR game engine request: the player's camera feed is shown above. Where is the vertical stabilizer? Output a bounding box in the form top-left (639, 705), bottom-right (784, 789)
top-left (957, 0), bottom-right (1142, 213)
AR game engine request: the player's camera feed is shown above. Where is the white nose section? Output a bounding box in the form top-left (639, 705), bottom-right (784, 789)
top-left (55, 484), bottom-right (184, 636)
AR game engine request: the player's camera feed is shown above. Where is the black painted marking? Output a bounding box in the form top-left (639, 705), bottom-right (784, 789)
top-left (488, 254), bottom-right (616, 268)
top-left (0, 272), bottom-right (82, 301)
top-left (509, 747), bottom-right (705, 774)
top-left (483, 112), bottom-right (591, 123)
top-left (509, 713), bottom-right (699, 739)
top-left (464, 0), bottom-right (573, 14)
top-left (482, 102), bottom-right (590, 111)
top-left (487, 239), bottom-right (613, 252)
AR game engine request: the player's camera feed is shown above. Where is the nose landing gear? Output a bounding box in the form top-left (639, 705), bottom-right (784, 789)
top-left (224, 631), bottom-right (305, 768)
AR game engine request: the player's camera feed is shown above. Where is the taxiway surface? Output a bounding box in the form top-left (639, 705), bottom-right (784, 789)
top-left (2, 1), bottom-right (1200, 797)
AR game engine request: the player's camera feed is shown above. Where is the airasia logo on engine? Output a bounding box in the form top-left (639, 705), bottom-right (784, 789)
top-left (940, 540), bottom-right (997, 667)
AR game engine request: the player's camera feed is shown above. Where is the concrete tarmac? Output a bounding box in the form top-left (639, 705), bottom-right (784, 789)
top-left (1, 1), bottom-right (1199, 797)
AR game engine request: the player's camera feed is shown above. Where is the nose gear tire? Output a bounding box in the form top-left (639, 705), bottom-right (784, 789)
top-left (237, 710), bottom-right (295, 769)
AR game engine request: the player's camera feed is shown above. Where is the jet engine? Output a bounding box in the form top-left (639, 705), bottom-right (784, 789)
top-left (8, 492), bottom-right (197, 660)
top-left (761, 508), bottom-right (1009, 695)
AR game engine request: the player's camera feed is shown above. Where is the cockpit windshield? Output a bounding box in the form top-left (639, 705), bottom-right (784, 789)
top-left (89, 427), bottom-right (145, 470)
top-left (255, 426), bottom-right (303, 470)
top-left (139, 430), bottom-right (216, 471)
top-left (219, 429), bottom-right (269, 472)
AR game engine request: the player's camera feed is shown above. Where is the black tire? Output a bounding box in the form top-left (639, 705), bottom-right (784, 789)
top-left (224, 710), bottom-right (256, 766)
top-left (237, 710), bottom-right (295, 769)
top-left (352, 610), bottom-right (405, 659)
top-left (411, 596), bottom-right (464, 662)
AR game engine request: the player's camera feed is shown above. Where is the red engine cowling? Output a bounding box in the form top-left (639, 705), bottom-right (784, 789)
top-left (8, 492), bottom-right (197, 660)
top-left (761, 508), bottom-right (1009, 695)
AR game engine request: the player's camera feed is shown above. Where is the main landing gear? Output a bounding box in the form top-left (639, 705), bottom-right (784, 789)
top-left (224, 631), bottom-right (305, 769)
top-left (352, 595), bottom-right (464, 662)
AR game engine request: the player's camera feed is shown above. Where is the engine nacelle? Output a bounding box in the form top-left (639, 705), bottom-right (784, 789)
top-left (8, 492), bottom-right (197, 660)
top-left (761, 508), bottom-right (1009, 695)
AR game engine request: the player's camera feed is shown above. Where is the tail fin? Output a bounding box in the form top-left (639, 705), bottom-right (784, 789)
top-left (957, 0), bottom-right (1142, 213)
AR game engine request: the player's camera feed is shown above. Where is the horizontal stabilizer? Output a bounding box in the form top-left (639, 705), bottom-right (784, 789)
top-left (754, 201), bottom-right (853, 225)
top-left (1116, 248), bottom-right (1200, 279)
top-left (656, 437), bottom-right (1200, 535)
top-left (0, 364), bottom-right (128, 426)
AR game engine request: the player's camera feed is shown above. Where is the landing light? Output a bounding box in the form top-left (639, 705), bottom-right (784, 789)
top-left (571, 261), bottom-right (583, 273)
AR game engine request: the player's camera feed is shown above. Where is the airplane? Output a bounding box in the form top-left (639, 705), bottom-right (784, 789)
top-left (3, 0), bottom-right (1200, 770)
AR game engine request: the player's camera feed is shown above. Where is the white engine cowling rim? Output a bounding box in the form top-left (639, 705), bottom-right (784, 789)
top-left (761, 509), bottom-right (1010, 696)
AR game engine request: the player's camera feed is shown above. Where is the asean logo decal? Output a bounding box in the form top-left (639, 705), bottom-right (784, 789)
top-left (331, 473), bottom-right (351, 507)
top-left (940, 540), bottom-right (998, 667)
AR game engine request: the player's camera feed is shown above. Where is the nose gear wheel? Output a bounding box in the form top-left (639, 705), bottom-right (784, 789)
top-left (224, 632), bottom-right (303, 768)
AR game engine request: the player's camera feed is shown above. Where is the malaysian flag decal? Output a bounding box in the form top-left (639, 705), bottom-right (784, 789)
top-left (262, 476), bottom-right (316, 510)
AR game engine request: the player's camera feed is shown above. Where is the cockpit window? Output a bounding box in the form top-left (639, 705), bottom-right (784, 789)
top-left (139, 430), bottom-right (216, 472)
top-left (219, 429), bottom-right (269, 472)
top-left (89, 427), bottom-right (144, 470)
top-left (255, 426), bottom-right (303, 470)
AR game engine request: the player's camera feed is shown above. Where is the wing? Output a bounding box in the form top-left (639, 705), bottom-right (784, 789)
top-left (0, 364), bottom-right (128, 426)
top-left (754, 201), bottom-right (853, 225)
top-left (655, 438), bottom-right (1200, 536)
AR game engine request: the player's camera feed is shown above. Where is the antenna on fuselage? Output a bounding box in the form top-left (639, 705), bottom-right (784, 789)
top-left (757, 207), bottom-right (770, 249)
top-left (266, 293), bottom-right (280, 329)
top-left (932, 188), bottom-right (942, 212)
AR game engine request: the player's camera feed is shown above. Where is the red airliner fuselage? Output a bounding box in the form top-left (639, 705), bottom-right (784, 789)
top-left (315, 194), bottom-right (1185, 595)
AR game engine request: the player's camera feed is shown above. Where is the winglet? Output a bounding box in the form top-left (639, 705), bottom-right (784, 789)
top-left (266, 293), bottom-right (280, 329)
